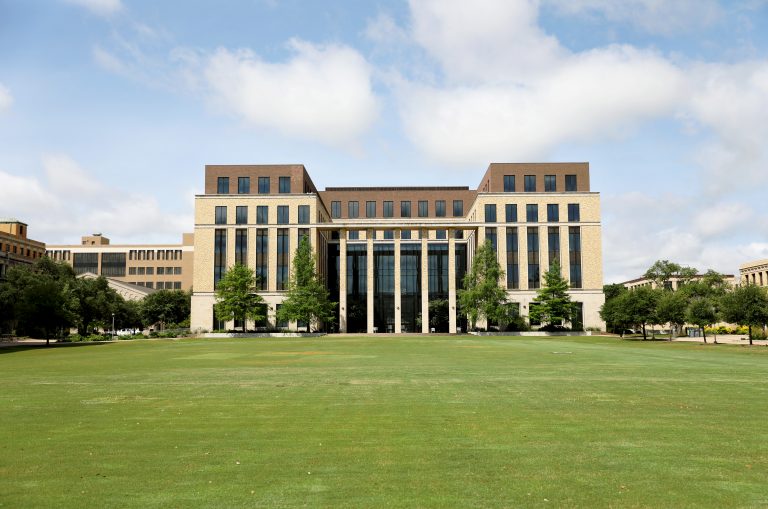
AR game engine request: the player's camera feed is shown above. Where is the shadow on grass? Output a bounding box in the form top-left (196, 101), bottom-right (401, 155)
top-left (0, 341), bottom-right (112, 354)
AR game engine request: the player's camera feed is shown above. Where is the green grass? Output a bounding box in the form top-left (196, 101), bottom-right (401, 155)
top-left (1, 336), bottom-right (767, 508)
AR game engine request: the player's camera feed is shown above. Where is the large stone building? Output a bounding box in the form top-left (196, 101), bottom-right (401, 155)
top-left (0, 219), bottom-right (47, 280)
top-left (47, 233), bottom-right (194, 291)
top-left (191, 163), bottom-right (604, 333)
top-left (739, 259), bottom-right (768, 287)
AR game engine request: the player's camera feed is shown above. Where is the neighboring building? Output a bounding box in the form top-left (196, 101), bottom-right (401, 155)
top-left (622, 273), bottom-right (735, 291)
top-left (77, 272), bottom-right (156, 301)
top-left (191, 163), bottom-right (604, 333)
top-left (739, 259), bottom-right (768, 287)
top-left (0, 219), bottom-right (47, 280)
top-left (47, 233), bottom-right (194, 291)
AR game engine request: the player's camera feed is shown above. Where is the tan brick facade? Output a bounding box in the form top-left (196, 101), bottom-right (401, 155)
top-left (192, 163), bottom-right (605, 332)
top-left (0, 220), bottom-right (46, 280)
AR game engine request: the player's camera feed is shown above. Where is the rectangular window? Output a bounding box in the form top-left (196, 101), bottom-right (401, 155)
top-left (348, 230), bottom-right (359, 240)
top-left (157, 267), bottom-right (165, 275)
top-left (137, 267), bottom-right (145, 275)
top-left (400, 201), bottom-right (411, 217)
top-left (100, 252), bottom-right (126, 277)
top-left (484, 204), bottom-right (497, 223)
top-left (129, 267), bottom-right (137, 275)
top-left (547, 204), bottom-right (559, 222)
top-left (485, 227), bottom-right (497, 252)
top-left (435, 200), bottom-right (446, 217)
top-left (238, 176), bottom-right (250, 194)
top-left (256, 228), bottom-right (268, 290)
top-left (568, 203), bottom-right (580, 222)
top-left (277, 205), bottom-right (289, 224)
top-left (526, 204), bottom-right (538, 222)
top-left (565, 174), bottom-right (577, 192)
top-left (217, 177), bottom-right (229, 194)
top-left (173, 282), bottom-right (181, 290)
top-left (527, 227), bottom-right (540, 289)
top-left (215, 206), bottom-right (227, 225)
top-left (174, 267), bottom-right (181, 275)
top-left (366, 201), bottom-right (376, 218)
top-left (418, 200), bottom-right (428, 217)
top-left (435, 229), bottom-right (447, 240)
top-left (454, 229), bottom-right (463, 239)
top-left (548, 226), bottom-right (560, 266)
top-left (236, 206), bottom-right (248, 225)
top-left (298, 205), bottom-right (310, 224)
top-left (504, 175), bottom-right (515, 192)
top-left (383, 201), bottom-right (393, 218)
top-left (299, 228), bottom-right (310, 243)
top-left (258, 176), bottom-right (270, 194)
top-left (383, 230), bottom-right (394, 240)
top-left (505, 204), bottom-right (517, 222)
top-left (544, 175), bottom-right (556, 192)
top-left (214, 229), bottom-right (226, 289)
top-left (453, 200), bottom-right (464, 217)
top-left (256, 205), bottom-right (268, 224)
top-left (348, 201), bottom-right (359, 218)
top-left (331, 201), bottom-right (341, 219)
top-left (146, 267), bottom-right (154, 276)
top-left (506, 227), bottom-right (519, 289)
top-left (524, 175), bottom-right (536, 192)
top-left (279, 176), bottom-right (291, 193)
top-left (235, 228), bottom-right (247, 266)
top-left (569, 226), bottom-right (582, 288)
top-left (401, 230), bottom-right (411, 240)
top-left (277, 229), bottom-right (289, 290)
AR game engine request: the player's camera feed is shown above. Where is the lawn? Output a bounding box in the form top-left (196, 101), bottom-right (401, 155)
top-left (1, 335), bottom-right (767, 508)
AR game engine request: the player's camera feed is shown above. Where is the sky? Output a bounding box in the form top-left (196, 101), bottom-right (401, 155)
top-left (1, 0), bottom-right (767, 283)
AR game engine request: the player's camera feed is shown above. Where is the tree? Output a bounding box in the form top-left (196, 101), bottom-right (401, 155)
top-left (644, 260), bottom-right (697, 290)
top-left (141, 290), bottom-right (191, 330)
top-left (600, 291), bottom-right (632, 337)
top-left (428, 299), bottom-right (450, 333)
top-left (71, 276), bottom-right (123, 336)
top-left (680, 271), bottom-right (728, 344)
top-left (655, 290), bottom-right (688, 340)
top-left (624, 286), bottom-right (660, 340)
top-left (685, 296), bottom-right (718, 343)
top-left (214, 264), bottom-right (265, 332)
top-left (721, 284), bottom-right (768, 346)
top-left (277, 237), bottom-right (336, 332)
top-left (458, 240), bottom-right (508, 331)
top-left (528, 260), bottom-right (579, 329)
top-left (0, 258), bottom-right (78, 344)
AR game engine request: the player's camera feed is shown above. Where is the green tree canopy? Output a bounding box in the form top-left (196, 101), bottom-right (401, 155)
top-left (458, 240), bottom-right (508, 331)
top-left (644, 260), bottom-right (698, 290)
top-left (214, 264), bottom-right (265, 332)
top-left (600, 291), bottom-right (632, 337)
top-left (72, 276), bottom-right (123, 336)
top-left (141, 290), bottom-right (191, 330)
top-left (529, 260), bottom-right (579, 329)
top-left (277, 237), bottom-right (336, 332)
top-left (721, 284), bottom-right (768, 345)
top-left (655, 290), bottom-right (688, 340)
top-left (624, 286), bottom-right (660, 340)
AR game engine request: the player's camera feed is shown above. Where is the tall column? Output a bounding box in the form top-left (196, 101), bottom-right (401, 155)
top-left (394, 232), bottom-right (402, 333)
top-left (339, 230), bottom-right (347, 333)
top-left (367, 230), bottom-right (375, 333)
top-left (448, 231), bottom-right (457, 334)
top-left (421, 229), bottom-right (430, 333)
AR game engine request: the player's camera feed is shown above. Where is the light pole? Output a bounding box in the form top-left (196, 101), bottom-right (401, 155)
top-left (112, 313), bottom-right (115, 341)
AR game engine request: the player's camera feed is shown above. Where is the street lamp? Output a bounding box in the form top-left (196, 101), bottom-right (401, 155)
top-left (112, 313), bottom-right (115, 341)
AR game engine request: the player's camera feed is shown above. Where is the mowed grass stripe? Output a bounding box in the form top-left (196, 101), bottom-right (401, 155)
top-left (1, 336), bottom-right (767, 508)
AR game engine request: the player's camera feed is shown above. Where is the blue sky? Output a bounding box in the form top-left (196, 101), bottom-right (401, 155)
top-left (1, 0), bottom-right (767, 283)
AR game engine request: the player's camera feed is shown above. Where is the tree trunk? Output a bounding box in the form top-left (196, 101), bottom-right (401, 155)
top-left (749, 325), bottom-right (753, 346)
top-left (702, 327), bottom-right (707, 344)
top-left (642, 323), bottom-right (647, 340)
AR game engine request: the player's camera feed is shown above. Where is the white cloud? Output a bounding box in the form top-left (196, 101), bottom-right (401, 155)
top-left (398, 44), bottom-right (684, 164)
top-left (0, 83), bottom-right (12, 112)
top-left (409, 0), bottom-right (563, 82)
top-left (63, 0), bottom-right (123, 16)
top-left (203, 40), bottom-right (379, 146)
top-left (545, 0), bottom-right (722, 35)
top-left (692, 202), bottom-right (754, 238)
top-left (0, 156), bottom-right (191, 245)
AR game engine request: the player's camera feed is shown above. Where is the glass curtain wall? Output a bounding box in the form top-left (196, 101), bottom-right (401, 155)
top-left (346, 244), bottom-right (367, 333)
top-left (374, 244), bottom-right (395, 332)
